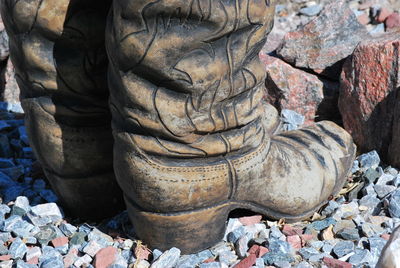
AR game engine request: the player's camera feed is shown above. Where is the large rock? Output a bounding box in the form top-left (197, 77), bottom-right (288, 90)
top-left (260, 53), bottom-right (340, 125)
top-left (339, 30), bottom-right (400, 167)
top-left (276, 0), bottom-right (370, 80)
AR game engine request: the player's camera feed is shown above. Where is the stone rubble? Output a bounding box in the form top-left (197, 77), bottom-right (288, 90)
top-left (0, 0), bottom-right (399, 267)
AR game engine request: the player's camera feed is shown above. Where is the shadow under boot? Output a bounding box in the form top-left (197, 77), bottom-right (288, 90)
top-left (1, 0), bottom-right (124, 219)
top-left (106, 0), bottom-right (356, 252)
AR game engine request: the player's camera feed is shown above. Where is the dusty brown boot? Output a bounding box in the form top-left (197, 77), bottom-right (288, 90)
top-left (1, 0), bottom-right (124, 219)
top-left (106, 0), bottom-right (356, 253)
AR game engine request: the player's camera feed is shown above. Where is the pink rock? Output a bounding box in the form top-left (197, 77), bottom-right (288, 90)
top-left (0, 255), bottom-right (11, 261)
top-left (378, 8), bottom-right (392, 23)
top-left (287, 235), bottom-right (302, 250)
top-left (323, 257), bottom-right (352, 268)
top-left (63, 248), bottom-right (79, 268)
top-left (300, 234), bottom-right (314, 246)
top-left (282, 224), bottom-right (303, 236)
top-left (386, 13), bottom-right (400, 29)
top-left (134, 244), bottom-right (151, 260)
top-left (358, 13), bottom-right (370, 25)
top-left (381, 233), bottom-right (391, 240)
top-left (260, 54), bottom-right (340, 125)
top-left (51, 236), bottom-right (68, 248)
top-left (248, 245), bottom-right (260, 255)
top-left (94, 247), bottom-right (118, 268)
top-left (339, 30), bottom-right (400, 167)
top-left (27, 257), bottom-right (39, 265)
top-left (1, 60), bottom-right (20, 104)
top-left (276, 0), bottom-right (369, 80)
top-left (234, 254), bottom-right (257, 268)
top-left (258, 246), bottom-right (269, 258)
top-left (238, 215), bottom-right (262, 226)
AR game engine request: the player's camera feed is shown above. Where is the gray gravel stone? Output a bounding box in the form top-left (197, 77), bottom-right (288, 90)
top-left (348, 249), bottom-right (373, 265)
top-left (389, 190), bottom-right (400, 218)
top-left (359, 151), bottom-right (381, 170)
top-left (298, 247), bottom-right (320, 260)
top-left (150, 247), bottom-right (181, 268)
top-left (333, 241), bottom-right (354, 257)
top-left (9, 237), bottom-right (27, 259)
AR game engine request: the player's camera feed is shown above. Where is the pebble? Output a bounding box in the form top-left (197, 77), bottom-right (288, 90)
top-left (299, 4), bottom-right (322, 16)
top-left (150, 247), bottom-right (181, 268)
top-left (333, 241), bottom-right (354, 257)
top-left (358, 150), bottom-right (380, 170)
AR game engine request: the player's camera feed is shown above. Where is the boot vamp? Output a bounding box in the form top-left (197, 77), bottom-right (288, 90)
top-left (232, 121), bottom-right (356, 216)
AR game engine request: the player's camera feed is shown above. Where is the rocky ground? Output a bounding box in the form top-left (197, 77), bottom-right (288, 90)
top-left (1, 0), bottom-right (400, 268)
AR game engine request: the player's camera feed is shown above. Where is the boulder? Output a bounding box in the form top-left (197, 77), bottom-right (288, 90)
top-left (339, 30), bottom-right (400, 167)
top-left (276, 0), bottom-right (369, 80)
top-left (260, 53), bottom-right (340, 125)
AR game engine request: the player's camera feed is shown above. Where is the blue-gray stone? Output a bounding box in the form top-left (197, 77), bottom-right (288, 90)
top-left (1, 165), bottom-right (24, 180)
top-left (0, 171), bottom-right (16, 187)
top-left (40, 256), bottom-right (64, 268)
top-left (359, 151), bottom-right (380, 170)
top-left (299, 4), bottom-right (322, 16)
top-left (262, 252), bottom-right (295, 265)
top-left (359, 195), bottom-right (381, 211)
top-left (151, 247), bottom-right (181, 268)
top-left (15, 260), bottom-right (36, 268)
top-left (227, 226), bottom-right (245, 243)
top-left (351, 160), bottom-right (359, 173)
top-left (369, 237), bottom-right (387, 262)
top-left (2, 185), bottom-right (27, 203)
top-left (298, 247), bottom-right (320, 260)
top-left (0, 243), bottom-right (8, 255)
top-left (0, 121), bottom-right (11, 132)
top-left (0, 158), bottom-right (14, 168)
top-left (322, 200), bottom-right (339, 216)
top-left (11, 219), bottom-right (35, 238)
top-left (38, 189), bottom-right (58, 203)
top-left (22, 147), bottom-right (34, 159)
top-left (0, 134), bottom-right (12, 158)
top-left (9, 237), bottom-right (27, 259)
top-left (15, 159), bottom-right (33, 168)
top-left (196, 250), bottom-right (213, 262)
top-left (1, 215), bottom-right (22, 231)
top-left (177, 255), bottom-right (202, 268)
top-left (18, 126), bottom-right (29, 145)
top-left (70, 232), bottom-right (87, 245)
top-left (32, 179), bottom-right (46, 191)
top-left (7, 103), bottom-right (24, 114)
top-left (306, 218), bottom-right (336, 232)
top-left (389, 190), bottom-right (400, 218)
top-left (270, 226), bottom-right (284, 239)
top-left (5, 119), bottom-right (24, 127)
top-left (122, 249), bottom-right (135, 264)
top-left (310, 241), bottom-right (324, 250)
top-left (349, 249), bottom-right (372, 265)
top-left (333, 241), bottom-right (354, 257)
top-left (35, 226), bottom-right (57, 245)
top-left (281, 109), bottom-right (304, 131)
top-left (199, 262), bottom-right (221, 268)
top-left (370, 23), bottom-right (385, 35)
top-left (0, 204), bottom-right (10, 216)
top-left (295, 261), bottom-right (313, 268)
top-left (268, 238), bottom-right (292, 255)
top-left (374, 184), bottom-right (396, 198)
top-left (338, 228), bottom-right (360, 241)
top-left (322, 243), bottom-right (333, 254)
top-left (79, 223), bottom-right (93, 234)
top-left (14, 196), bottom-right (30, 214)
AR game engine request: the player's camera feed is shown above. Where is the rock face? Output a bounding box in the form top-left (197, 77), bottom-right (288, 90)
top-left (339, 30), bottom-right (400, 167)
top-left (260, 53), bottom-right (340, 125)
top-left (276, 0), bottom-right (369, 80)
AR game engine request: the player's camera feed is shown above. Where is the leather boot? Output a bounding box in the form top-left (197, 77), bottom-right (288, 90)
top-left (106, 0), bottom-right (356, 253)
top-left (1, 0), bottom-right (124, 219)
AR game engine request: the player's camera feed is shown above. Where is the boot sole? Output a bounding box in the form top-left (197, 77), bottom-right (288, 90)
top-left (126, 142), bottom-right (356, 254)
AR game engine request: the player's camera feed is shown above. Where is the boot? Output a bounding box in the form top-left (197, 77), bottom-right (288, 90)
top-left (106, 0), bottom-right (356, 253)
top-left (1, 0), bottom-right (124, 219)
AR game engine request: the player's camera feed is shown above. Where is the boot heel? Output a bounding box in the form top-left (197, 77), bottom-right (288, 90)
top-left (125, 199), bottom-right (231, 253)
